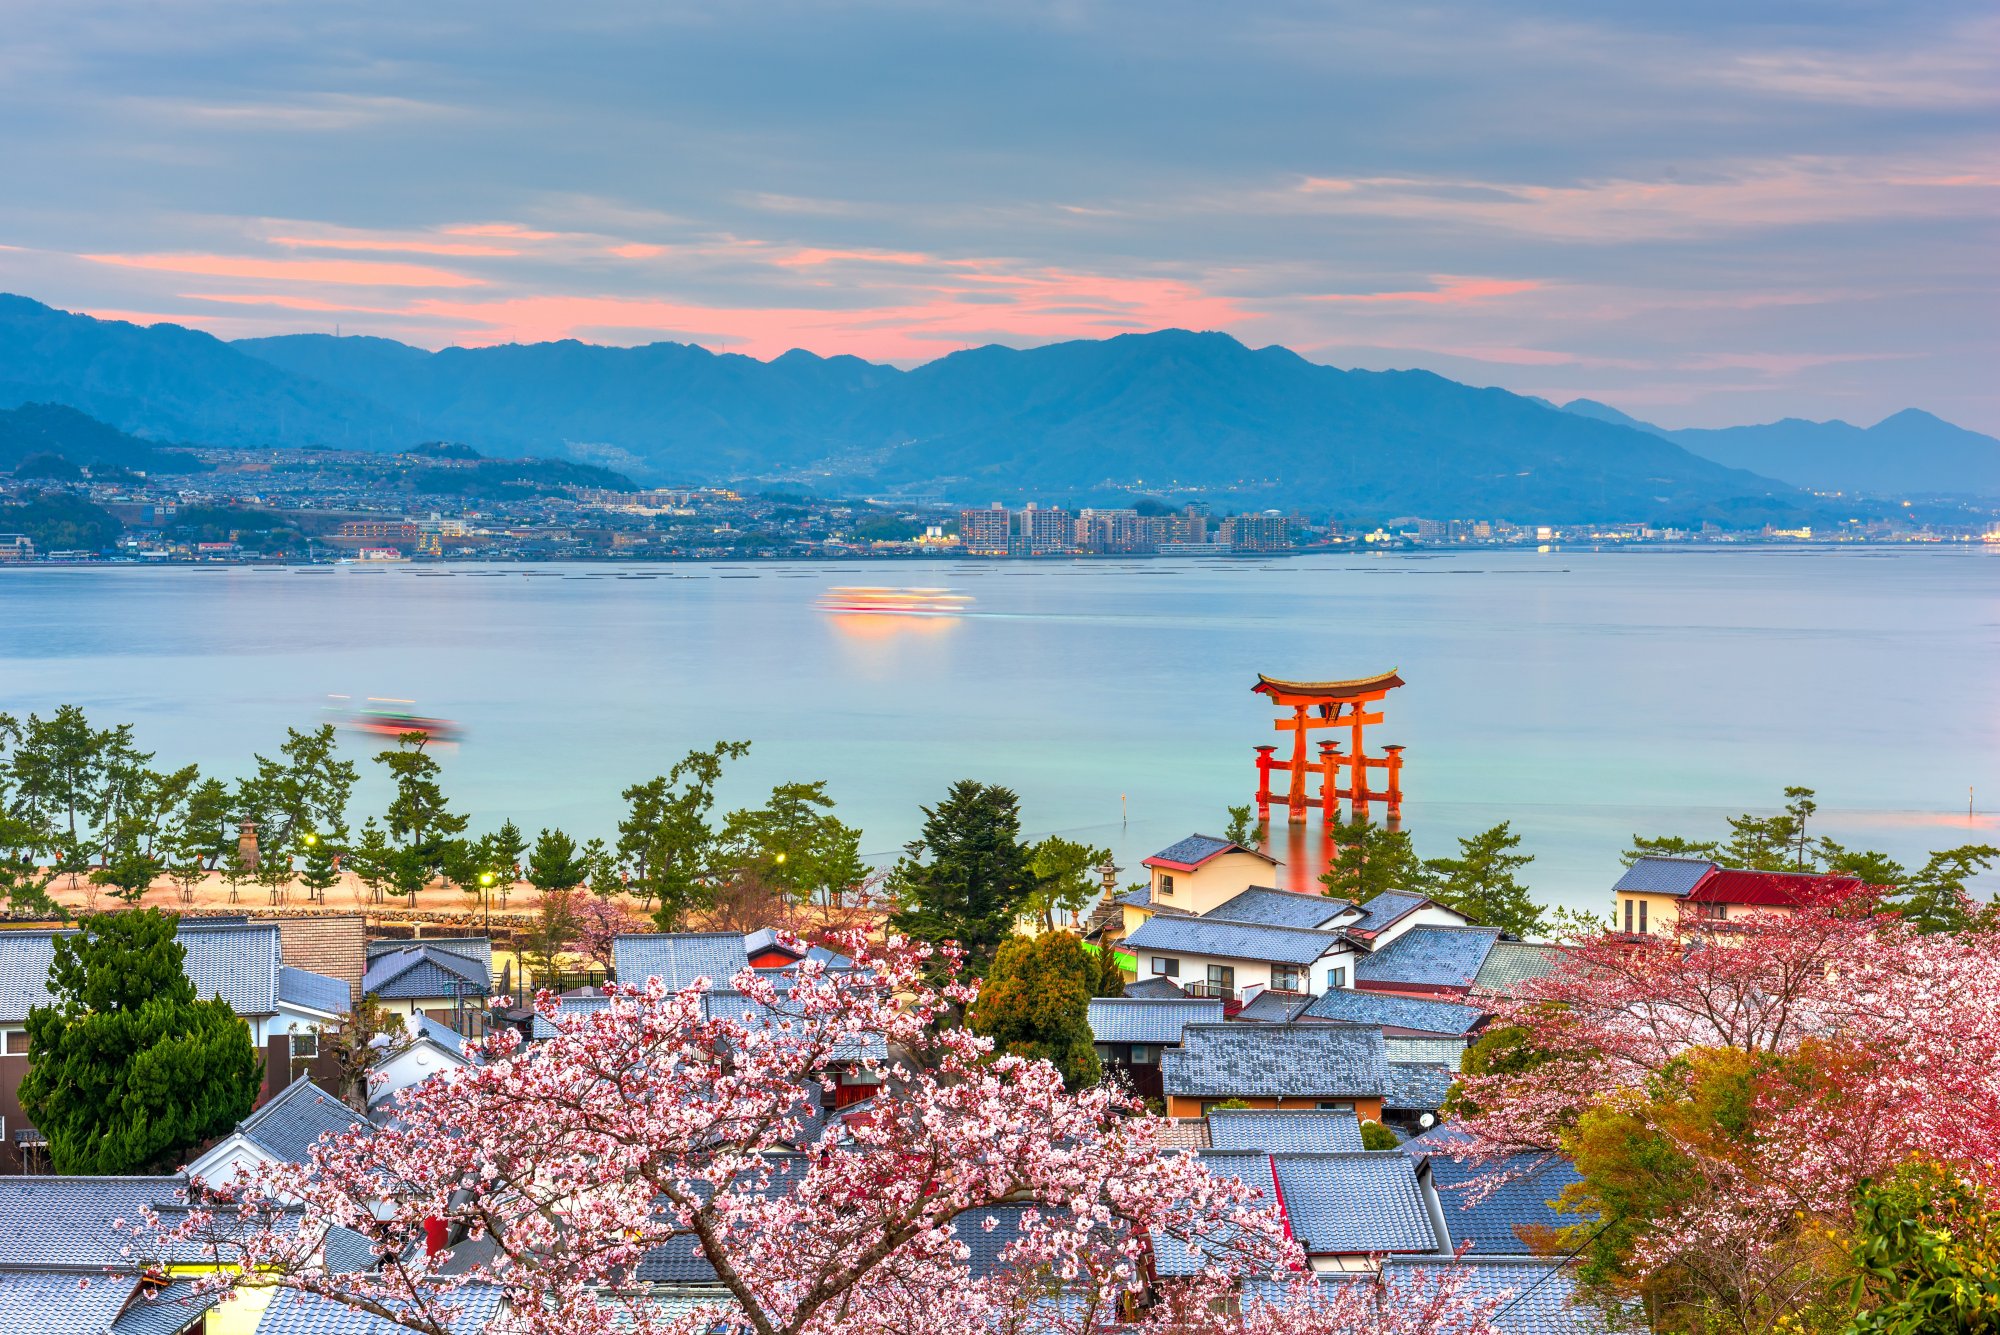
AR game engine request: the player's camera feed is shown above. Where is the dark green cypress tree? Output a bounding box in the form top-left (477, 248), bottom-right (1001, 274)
top-left (20, 909), bottom-right (263, 1174)
top-left (887, 780), bottom-right (1037, 975)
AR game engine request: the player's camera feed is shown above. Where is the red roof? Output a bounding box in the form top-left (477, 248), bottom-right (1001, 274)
top-left (1685, 867), bottom-right (1867, 909)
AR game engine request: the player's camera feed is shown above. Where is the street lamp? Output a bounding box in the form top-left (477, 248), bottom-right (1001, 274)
top-left (480, 870), bottom-right (495, 935)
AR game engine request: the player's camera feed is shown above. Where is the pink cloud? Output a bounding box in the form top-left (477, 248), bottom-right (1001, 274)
top-left (269, 234), bottom-right (521, 258)
top-left (442, 223), bottom-right (565, 241)
top-left (1306, 276), bottom-right (1541, 305)
top-left (606, 243), bottom-right (667, 259)
top-left (80, 252), bottom-right (483, 288)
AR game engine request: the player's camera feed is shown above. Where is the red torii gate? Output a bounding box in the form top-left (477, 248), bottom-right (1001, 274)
top-left (1252, 670), bottom-right (1406, 827)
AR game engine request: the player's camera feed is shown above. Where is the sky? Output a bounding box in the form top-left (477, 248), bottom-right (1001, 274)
top-left (1, 0), bottom-right (1994, 431)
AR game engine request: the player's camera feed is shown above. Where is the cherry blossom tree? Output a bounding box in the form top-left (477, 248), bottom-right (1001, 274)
top-left (146, 935), bottom-right (1499, 1335)
top-left (1452, 884), bottom-right (2000, 1332)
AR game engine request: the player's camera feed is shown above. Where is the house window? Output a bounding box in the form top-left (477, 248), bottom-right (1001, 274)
top-left (1151, 956), bottom-right (1180, 977)
top-left (1206, 964), bottom-right (1235, 996)
top-left (3, 1029), bottom-right (27, 1055)
top-left (1325, 965), bottom-right (1347, 991)
top-left (1316, 1101), bottom-right (1354, 1113)
top-left (1639, 899), bottom-right (1648, 933)
top-left (290, 1029), bottom-right (319, 1062)
top-left (1157, 873), bottom-right (1175, 897)
top-left (1271, 966), bottom-right (1304, 992)
top-left (1624, 898), bottom-right (1634, 933)
top-left (1129, 1044), bottom-right (1160, 1066)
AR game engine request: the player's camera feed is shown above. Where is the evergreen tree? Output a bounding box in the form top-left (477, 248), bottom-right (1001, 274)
top-left (527, 827), bottom-right (589, 893)
top-left (617, 741), bottom-right (750, 929)
top-left (970, 932), bottom-right (1101, 1089)
top-left (887, 780), bottom-right (1036, 974)
top-left (373, 734), bottom-right (468, 906)
top-left (19, 909), bottom-right (261, 1174)
top-left (1022, 835), bottom-right (1113, 932)
top-left (1885, 844), bottom-right (2000, 933)
top-left (1621, 834), bottom-right (1722, 866)
top-left (346, 818), bottom-right (393, 903)
top-left (1222, 804), bottom-right (1259, 849)
top-left (1423, 821), bottom-right (1543, 938)
top-left (490, 819), bottom-right (529, 884)
top-left (721, 780), bottom-right (867, 908)
top-left (296, 832), bottom-right (341, 904)
top-left (235, 725), bottom-right (357, 852)
top-left (1319, 818), bottom-right (1427, 903)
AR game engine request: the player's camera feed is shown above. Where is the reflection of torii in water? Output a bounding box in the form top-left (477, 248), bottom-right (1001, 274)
top-left (1251, 671), bottom-right (1406, 828)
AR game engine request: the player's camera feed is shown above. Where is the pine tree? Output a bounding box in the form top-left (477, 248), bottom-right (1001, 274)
top-left (1424, 821), bottom-right (1544, 938)
top-left (887, 780), bottom-right (1036, 975)
top-left (971, 932), bottom-right (1101, 1089)
top-left (20, 909), bottom-right (262, 1174)
top-left (527, 828), bottom-right (589, 893)
top-left (1319, 818), bottom-right (1427, 903)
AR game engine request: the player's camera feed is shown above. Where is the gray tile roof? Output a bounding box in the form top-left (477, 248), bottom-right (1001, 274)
top-left (1232, 990), bottom-right (1313, 1023)
top-left (1348, 890), bottom-right (1430, 934)
top-left (0, 1269), bottom-right (138, 1334)
top-left (0, 1178), bottom-right (190, 1269)
top-left (412, 1014), bottom-right (473, 1058)
top-left (237, 1080), bottom-right (371, 1165)
top-left (1384, 1035), bottom-right (1469, 1066)
top-left (1206, 1108), bottom-right (1364, 1153)
top-left (1123, 915), bottom-right (1349, 967)
top-left (613, 933), bottom-right (751, 990)
top-left (1402, 1127), bottom-right (1588, 1257)
top-left (278, 966), bottom-right (352, 1017)
top-left (1162, 1023), bottom-right (1387, 1100)
top-left (1612, 856), bottom-right (1716, 897)
top-left (367, 937), bottom-right (493, 975)
top-left (1087, 997), bottom-right (1224, 1045)
top-left (1119, 975), bottom-right (1186, 998)
top-left (253, 1284), bottom-right (504, 1334)
top-left (1300, 988), bottom-right (1484, 1035)
top-left (1151, 1150), bottom-right (1277, 1276)
top-left (1384, 1063), bottom-right (1457, 1111)
top-left (1274, 1152), bottom-right (1441, 1255)
top-left (1148, 834), bottom-right (1267, 867)
top-left (2, 923), bottom-right (291, 1025)
top-left (1203, 887), bottom-right (1352, 931)
top-left (1354, 926), bottom-right (1502, 989)
top-left (1382, 1257), bottom-right (1608, 1335)
top-left (322, 1226), bottom-right (380, 1276)
top-left (110, 1279), bottom-right (220, 1335)
top-left (1474, 942), bottom-right (1564, 994)
top-left (362, 946), bottom-right (489, 1001)
top-left (700, 990), bottom-right (889, 1061)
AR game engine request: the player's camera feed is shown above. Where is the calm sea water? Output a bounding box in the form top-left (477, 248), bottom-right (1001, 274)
top-left (2, 548), bottom-right (1996, 914)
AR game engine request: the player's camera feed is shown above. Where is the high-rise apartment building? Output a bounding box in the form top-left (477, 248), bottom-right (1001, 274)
top-left (959, 504), bottom-right (1013, 555)
top-left (1221, 514), bottom-right (1292, 552)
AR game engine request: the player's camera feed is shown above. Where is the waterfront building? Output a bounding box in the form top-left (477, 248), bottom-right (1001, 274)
top-left (958, 503), bottom-right (1012, 555)
top-left (1221, 512), bottom-right (1292, 552)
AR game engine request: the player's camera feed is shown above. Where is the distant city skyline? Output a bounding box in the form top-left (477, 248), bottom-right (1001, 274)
top-left (1, 1), bottom-right (1993, 432)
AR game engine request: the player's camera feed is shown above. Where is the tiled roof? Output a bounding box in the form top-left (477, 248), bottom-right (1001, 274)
top-left (1384, 1063), bottom-right (1457, 1111)
top-left (237, 1080), bottom-right (370, 1165)
top-left (1206, 1108), bottom-right (1364, 1153)
top-left (252, 1283), bottom-right (504, 1333)
top-left (1162, 1023), bottom-right (1387, 1100)
top-left (1381, 1257), bottom-right (1608, 1335)
top-left (367, 937), bottom-right (493, 975)
top-left (0, 1269), bottom-right (138, 1334)
top-left (1123, 915), bottom-right (1349, 967)
top-left (111, 1279), bottom-right (220, 1335)
top-left (0, 1178), bottom-right (190, 1268)
top-left (1402, 1126), bottom-right (1587, 1257)
top-left (701, 991), bottom-right (889, 1062)
top-left (2, 923), bottom-right (292, 1025)
top-left (1087, 997), bottom-right (1224, 1045)
top-left (1120, 975), bottom-right (1186, 999)
top-left (1274, 1152), bottom-right (1441, 1255)
top-left (1300, 988), bottom-right (1484, 1035)
top-left (1151, 1150), bottom-right (1276, 1275)
top-left (1203, 887), bottom-right (1352, 931)
top-left (613, 933), bottom-right (751, 990)
top-left (1612, 856), bottom-right (1715, 897)
top-left (1232, 990), bottom-right (1312, 1023)
top-left (1474, 942), bottom-right (1563, 995)
top-left (1145, 834), bottom-right (1272, 869)
top-left (322, 1226), bottom-right (380, 1276)
top-left (1347, 890), bottom-right (1430, 935)
top-left (362, 946), bottom-right (489, 1001)
top-left (279, 966), bottom-right (352, 1017)
top-left (412, 1014), bottom-right (473, 1058)
top-left (1354, 926), bottom-right (1502, 989)
top-left (1384, 1035), bottom-right (1469, 1066)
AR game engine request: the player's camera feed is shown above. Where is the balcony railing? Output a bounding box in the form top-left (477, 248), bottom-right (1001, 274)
top-left (1182, 982), bottom-right (1236, 1001)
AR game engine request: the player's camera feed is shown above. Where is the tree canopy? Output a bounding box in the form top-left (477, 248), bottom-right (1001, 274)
top-left (19, 909), bottom-right (262, 1174)
top-left (971, 931), bottom-right (1102, 1089)
top-left (887, 780), bottom-right (1037, 974)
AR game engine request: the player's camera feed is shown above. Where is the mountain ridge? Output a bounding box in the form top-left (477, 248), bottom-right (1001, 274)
top-left (0, 292), bottom-right (1966, 519)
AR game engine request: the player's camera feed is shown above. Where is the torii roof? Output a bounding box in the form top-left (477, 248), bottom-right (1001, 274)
top-left (1253, 670), bottom-right (1405, 701)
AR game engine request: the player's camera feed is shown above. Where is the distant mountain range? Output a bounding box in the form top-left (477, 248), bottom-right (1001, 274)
top-left (1560, 399), bottom-right (2000, 498)
top-left (2, 291), bottom-right (1987, 518)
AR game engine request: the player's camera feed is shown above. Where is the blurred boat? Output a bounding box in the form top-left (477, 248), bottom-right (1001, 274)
top-left (340, 698), bottom-right (462, 741)
top-left (817, 587), bottom-right (972, 616)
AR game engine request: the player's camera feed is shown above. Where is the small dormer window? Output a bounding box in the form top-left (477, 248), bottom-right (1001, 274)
top-left (1157, 873), bottom-right (1174, 897)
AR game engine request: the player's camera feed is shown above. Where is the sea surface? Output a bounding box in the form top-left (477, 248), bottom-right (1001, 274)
top-left (3, 548), bottom-right (1996, 914)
